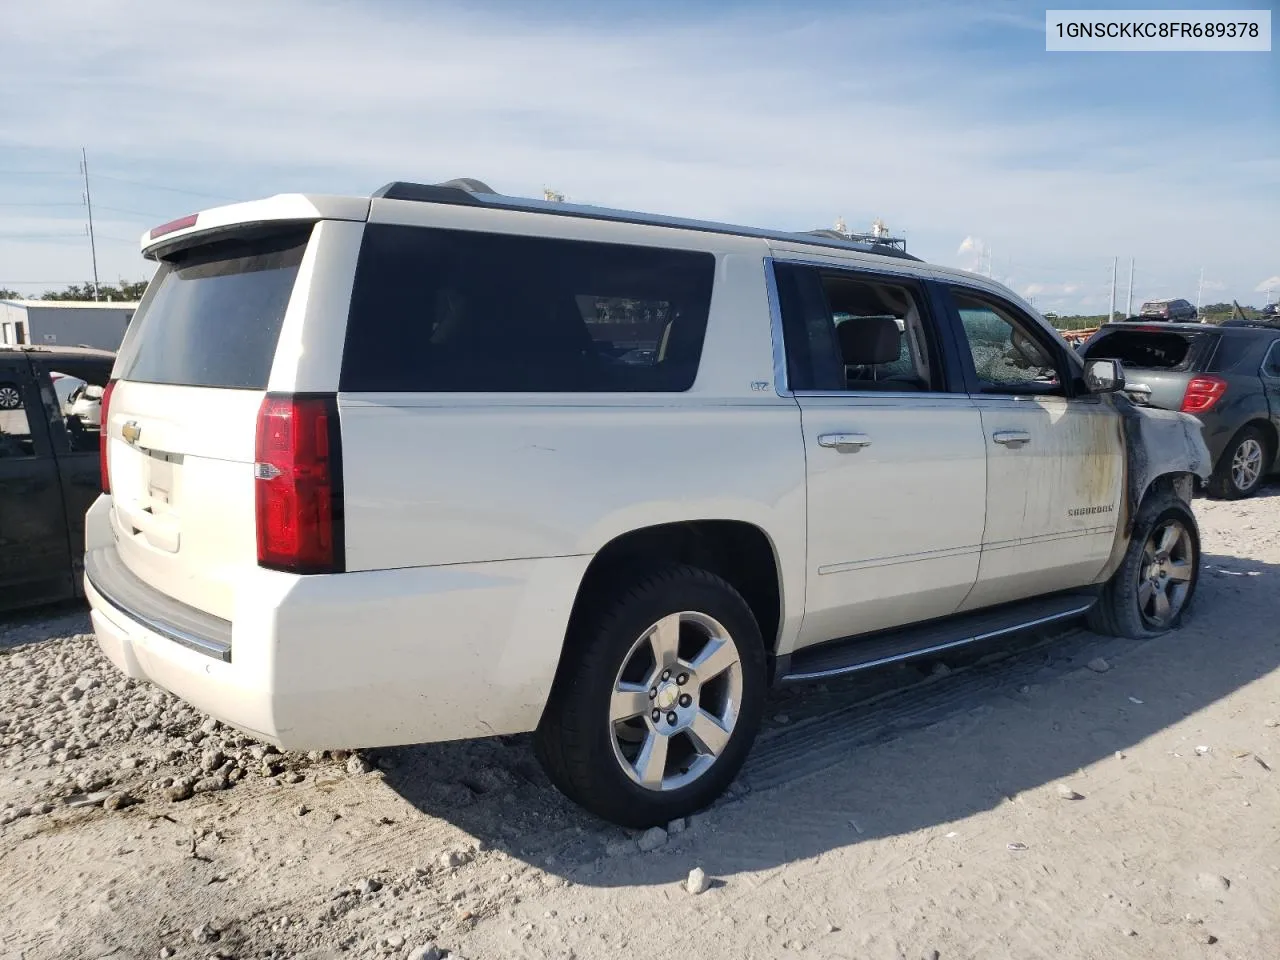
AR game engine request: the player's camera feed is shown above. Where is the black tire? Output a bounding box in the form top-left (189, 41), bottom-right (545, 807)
top-left (535, 564), bottom-right (766, 828)
top-left (1087, 491), bottom-right (1200, 639)
top-left (0, 382), bottom-right (21, 410)
top-left (1206, 425), bottom-right (1271, 500)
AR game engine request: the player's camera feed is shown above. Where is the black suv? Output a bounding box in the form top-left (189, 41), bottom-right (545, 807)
top-left (1139, 298), bottom-right (1198, 321)
top-left (1082, 323), bottom-right (1280, 498)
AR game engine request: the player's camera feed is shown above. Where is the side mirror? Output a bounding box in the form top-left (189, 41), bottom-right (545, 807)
top-left (1084, 358), bottom-right (1125, 394)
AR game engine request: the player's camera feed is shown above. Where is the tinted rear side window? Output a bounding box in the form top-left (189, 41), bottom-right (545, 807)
top-left (341, 225), bottom-right (715, 392)
top-left (1207, 334), bottom-right (1261, 374)
top-left (117, 228), bottom-right (311, 389)
top-left (1084, 330), bottom-right (1213, 370)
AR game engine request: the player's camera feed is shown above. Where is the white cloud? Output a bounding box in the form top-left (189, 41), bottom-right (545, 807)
top-left (1256, 276), bottom-right (1280, 293)
top-left (0, 0), bottom-right (1275, 309)
top-left (1021, 282), bottom-right (1081, 297)
top-left (957, 236), bottom-right (988, 273)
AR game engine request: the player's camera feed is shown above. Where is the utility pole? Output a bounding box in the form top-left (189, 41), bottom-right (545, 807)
top-left (1196, 267), bottom-right (1205, 312)
top-left (80, 147), bottom-right (100, 301)
top-left (1126, 258), bottom-right (1134, 317)
top-left (1109, 257), bottom-right (1117, 323)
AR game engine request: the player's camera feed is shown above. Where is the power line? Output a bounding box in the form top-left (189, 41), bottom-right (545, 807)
top-left (0, 232), bottom-right (87, 240)
top-left (0, 166), bottom-right (239, 202)
top-left (0, 170), bottom-right (79, 177)
top-left (89, 173), bottom-right (238, 202)
top-left (96, 204), bottom-right (170, 220)
top-left (0, 201), bottom-right (84, 208)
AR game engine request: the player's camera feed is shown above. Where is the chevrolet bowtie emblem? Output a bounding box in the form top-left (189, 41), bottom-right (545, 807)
top-left (122, 421), bottom-right (141, 445)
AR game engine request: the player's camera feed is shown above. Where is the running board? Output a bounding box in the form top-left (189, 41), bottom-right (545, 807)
top-left (777, 591), bottom-right (1098, 684)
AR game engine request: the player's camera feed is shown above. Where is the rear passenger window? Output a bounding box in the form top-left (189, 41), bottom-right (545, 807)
top-left (774, 262), bottom-right (942, 392)
top-left (49, 365), bottom-right (110, 454)
top-left (1264, 342), bottom-right (1280, 378)
top-left (1208, 335), bottom-right (1258, 374)
top-left (341, 225), bottom-right (715, 392)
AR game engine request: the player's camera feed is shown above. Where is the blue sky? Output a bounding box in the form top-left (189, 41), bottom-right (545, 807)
top-left (1, 0), bottom-right (1276, 313)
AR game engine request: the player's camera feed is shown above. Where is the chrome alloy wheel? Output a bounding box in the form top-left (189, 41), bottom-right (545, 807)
top-left (1232, 437), bottom-right (1264, 492)
top-left (0, 384), bottom-right (21, 409)
top-left (1137, 518), bottom-right (1195, 627)
top-left (608, 611), bottom-right (744, 792)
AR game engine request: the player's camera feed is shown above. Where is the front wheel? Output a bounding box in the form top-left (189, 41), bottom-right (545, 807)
top-left (535, 565), bottom-right (766, 828)
top-left (1087, 491), bottom-right (1200, 639)
top-left (0, 383), bottom-right (22, 409)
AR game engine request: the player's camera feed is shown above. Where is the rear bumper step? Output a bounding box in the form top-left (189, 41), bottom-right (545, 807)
top-left (85, 546), bottom-right (233, 662)
top-left (778, 590), bottom-right (1098, 683)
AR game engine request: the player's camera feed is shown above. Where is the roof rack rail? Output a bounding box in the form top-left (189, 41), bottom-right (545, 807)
top-left (370, 179), bottom-right (923, 262)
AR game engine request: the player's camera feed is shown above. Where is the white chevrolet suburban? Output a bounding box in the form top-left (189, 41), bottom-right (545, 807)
top-left (85, 179), bottom-right (1211, 827)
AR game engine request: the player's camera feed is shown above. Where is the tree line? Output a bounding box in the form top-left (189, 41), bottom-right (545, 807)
top-left (1045, 302), bottom-right (1273, 330)
top-left (0, 281), bottom-right (149, 302)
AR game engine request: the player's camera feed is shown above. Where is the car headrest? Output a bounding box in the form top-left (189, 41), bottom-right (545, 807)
top-left (837, 317), bottom-right (901, 365)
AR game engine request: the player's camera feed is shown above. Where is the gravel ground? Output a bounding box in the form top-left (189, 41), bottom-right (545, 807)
top-left (2, 486), bottom-right (1279, 959)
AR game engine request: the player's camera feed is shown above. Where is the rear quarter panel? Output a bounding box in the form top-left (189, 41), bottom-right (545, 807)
top-left (1200, 376), bottom-right (1272, 464)
top-left (333, 230), bottom-right (808, 653)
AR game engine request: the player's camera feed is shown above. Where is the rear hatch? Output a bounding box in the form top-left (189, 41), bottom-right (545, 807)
top-left (104, 227), bottom-right (313, 620)
top-left (1082, 326), bottom-right (1219, 410)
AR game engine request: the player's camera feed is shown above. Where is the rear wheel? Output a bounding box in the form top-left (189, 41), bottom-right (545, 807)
top-left (0, 383), bottom-right (21, 409)
top-left (535, 565), bottom-right (766, 827)
top-left (1087, 491), bottom-right (1199, 639)
top-left (1207, 426), bottom-right (1270, 499)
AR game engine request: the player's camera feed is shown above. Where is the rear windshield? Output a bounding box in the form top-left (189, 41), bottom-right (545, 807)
top-left (1084, 329), bottom-right (1213, 371)
top-left (341, 225), bottom-right (715, 392)
top-left (116, 227), bottom-right (311, 389)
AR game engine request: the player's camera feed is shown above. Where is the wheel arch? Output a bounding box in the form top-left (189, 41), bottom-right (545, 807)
top-left (567, 520), bottom-right (787, 659)
top-left (1139, 470), bottom-right (1198, 509)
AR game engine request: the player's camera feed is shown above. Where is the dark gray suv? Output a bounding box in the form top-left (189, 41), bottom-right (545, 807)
top-left (1082, 322), bottom-right (1280, 498)
top-left (1139, 298), bottom-right (1198, 321)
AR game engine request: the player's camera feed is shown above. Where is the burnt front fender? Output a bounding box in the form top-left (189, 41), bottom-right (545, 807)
top-left (1095, 397), bottom-right (1210, 583)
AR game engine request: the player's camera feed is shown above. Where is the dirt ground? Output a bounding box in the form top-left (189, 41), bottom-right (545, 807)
top-left (3, 486), bottom-right (1279, 960)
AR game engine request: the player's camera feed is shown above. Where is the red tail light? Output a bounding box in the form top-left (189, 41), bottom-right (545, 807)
top-left (254, 394), bottom-right (344, 574)
top-left (1180, 376), bottom-right (1227, 414)
top-left (99, 379), bottom-right (117, 494)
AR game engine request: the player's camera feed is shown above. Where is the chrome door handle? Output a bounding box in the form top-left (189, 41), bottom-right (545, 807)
top-left (817, 432), bottom-right (872, 452)
top-left (992, 430), bottom-right (1032, 447)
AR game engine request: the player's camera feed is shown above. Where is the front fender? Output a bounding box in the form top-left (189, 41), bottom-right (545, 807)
top-left (1095, 397), bottom-right (1209, 583)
